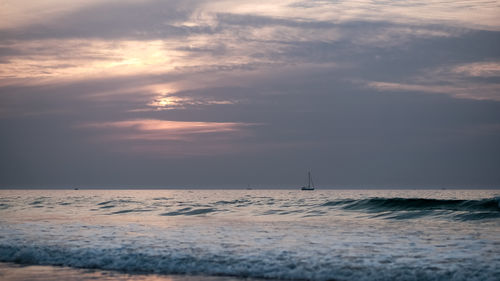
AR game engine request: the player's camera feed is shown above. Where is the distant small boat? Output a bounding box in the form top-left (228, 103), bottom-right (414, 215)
top-left (301, 171), bottom-right (315, 190)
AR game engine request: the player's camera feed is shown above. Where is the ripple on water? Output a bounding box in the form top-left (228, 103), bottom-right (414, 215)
top-left (160, 208), bottom-right (218, 216)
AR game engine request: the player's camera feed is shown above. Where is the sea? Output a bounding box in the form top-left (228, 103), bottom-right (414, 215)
top-left (0, 189), bottom-right (499, 281)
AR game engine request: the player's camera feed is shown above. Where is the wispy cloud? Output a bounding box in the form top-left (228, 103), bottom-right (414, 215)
top-left (79, 119), bottom-right (256, 156)
top-left (83, 119), bottom-right (251, 139)
top-left (147, 94), bottom-right (234, 111)
top-left (367, 61), bottom-right (500, 101)
top-left (0, 40), bottom-right (186, 85)
top-left (368, 81), bottom-right (500, 101)
top-left (451, 61), bottom-right (500, 77)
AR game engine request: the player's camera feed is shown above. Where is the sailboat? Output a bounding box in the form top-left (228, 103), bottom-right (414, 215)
top-left (301, 171), bottom-right (315, 190)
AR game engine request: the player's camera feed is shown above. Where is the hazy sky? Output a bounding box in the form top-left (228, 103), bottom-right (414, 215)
top-left (1, 0), bottom-right (500, 188)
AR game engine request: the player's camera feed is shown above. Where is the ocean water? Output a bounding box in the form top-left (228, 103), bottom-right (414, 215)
top-left (0, 189), bottom-right (499, 281)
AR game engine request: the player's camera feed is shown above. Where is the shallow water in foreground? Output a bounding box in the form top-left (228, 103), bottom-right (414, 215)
top-left (0, 262), bottom-right (258, 281)
top-left (0, 189), bottom-right (499, 281)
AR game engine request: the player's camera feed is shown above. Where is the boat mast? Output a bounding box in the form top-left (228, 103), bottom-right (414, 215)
top-left (308, 171), bottom-right (311, 188)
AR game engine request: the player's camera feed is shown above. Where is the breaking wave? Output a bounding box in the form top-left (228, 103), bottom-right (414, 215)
top-left (321, 197), bottom-right (500, 220)
top-left (330, 197), bottom-right (499, 211)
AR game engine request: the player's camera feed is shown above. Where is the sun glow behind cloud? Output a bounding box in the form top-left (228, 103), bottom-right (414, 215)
top-left (148, 94), bottom-right (234, 111)
top-left (0, 40), bottom-right (184, 85)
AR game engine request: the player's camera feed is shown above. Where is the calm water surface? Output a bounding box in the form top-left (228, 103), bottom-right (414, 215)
top-left (0, 189), bottom-right (499, 281)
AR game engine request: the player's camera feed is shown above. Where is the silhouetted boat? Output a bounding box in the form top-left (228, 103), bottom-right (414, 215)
top-left (301, 171), bottom-right (315, 190)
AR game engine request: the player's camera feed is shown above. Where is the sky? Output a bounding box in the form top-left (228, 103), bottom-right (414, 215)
top-left (1, 0), bottom-right (500, 188)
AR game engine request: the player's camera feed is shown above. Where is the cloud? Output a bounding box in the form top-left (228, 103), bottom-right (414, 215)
top-left (2, 0), bottom-right (499, 44)
top-left (0, 39), bottom-right (187, 85)
top-left (146, 94), bottom-right (234, 111)
top-left (79, 119), bottom-right (256, 156)
top-left (0, 0), bottom-right (203, 40)
top-left (2, 0), bottom-right (496, 96)
top-left (367, 81), bottom-right (500, 101)
top-left (286, 0), bottom-right (500, 31)
top-left (366, 60), bottom-right (500, 101)
top-left (451, 61), bottom-right (500, 77)
top-left (83, 119), bottom-right (247, 137)
top-left (0, 0), bottom-right (104, 29)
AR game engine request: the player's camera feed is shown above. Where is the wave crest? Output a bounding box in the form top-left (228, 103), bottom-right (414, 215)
top-left (321, 197), bottom-right (500, 220)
